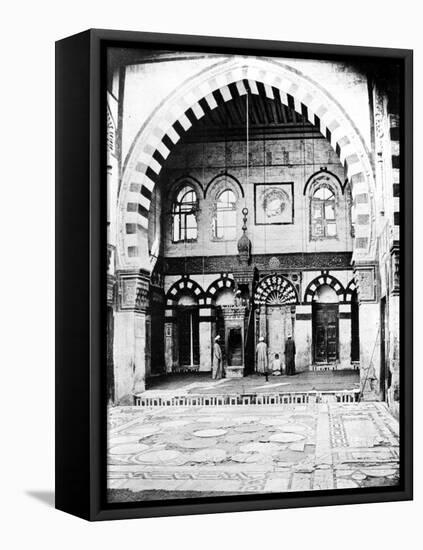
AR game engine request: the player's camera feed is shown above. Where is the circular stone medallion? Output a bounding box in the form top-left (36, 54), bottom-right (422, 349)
top-left (363, 469), bottom-right (397, 477)
top-left (193, 429), bottom-right (227, 438)
top-left (191, 449), bottom-right (227, 463)
top-left (269, 433), bottom-right (305, 443)
top-left (231, 453), bottom-right (260, 463)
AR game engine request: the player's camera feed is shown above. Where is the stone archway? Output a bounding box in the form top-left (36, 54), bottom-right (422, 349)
top-left (117, 57), bottom-right (376, 273)
top-left (112, 56), bottom-right (380, 402)
top-left (304, 274), bottom-right (345, 303)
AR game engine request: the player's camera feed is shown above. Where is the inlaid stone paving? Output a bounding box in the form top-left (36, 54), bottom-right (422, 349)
top-left (107, 402), bottom-right (399, 502)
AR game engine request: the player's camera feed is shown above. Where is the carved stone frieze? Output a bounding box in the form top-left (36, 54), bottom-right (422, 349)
top-left (164, 252), bottom-right (352, 275)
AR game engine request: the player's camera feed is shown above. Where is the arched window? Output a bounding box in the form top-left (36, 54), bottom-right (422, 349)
top-left (172, 186), bottom-right (198, 242)
top-left (310, 184), bottom-right (337, 239)
top-left (214, 189), bottom-right (237, 240)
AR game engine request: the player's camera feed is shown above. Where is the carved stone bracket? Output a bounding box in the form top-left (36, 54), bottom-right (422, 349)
top-left (117, 270), bottom-right (150, 312)
top-left (353, 264), bottom-right (377, 303)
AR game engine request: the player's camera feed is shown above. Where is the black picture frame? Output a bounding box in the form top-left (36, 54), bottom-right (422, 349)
top-left (55, 28), bottom-right (413, 521)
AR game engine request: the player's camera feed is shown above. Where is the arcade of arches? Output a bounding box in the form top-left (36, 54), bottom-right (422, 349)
top-left (106, 51), bottom-right (400, 416)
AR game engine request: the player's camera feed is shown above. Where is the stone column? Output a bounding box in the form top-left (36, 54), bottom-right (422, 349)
top-left (388, 291), bottom-right (400, 416)
top-left (258, 306), bottom-right (267, 340)
top-left (113, 271), bottom-right (150, 404)
top-left (164, 310), bottom-right (177, 374)
top-left (199, 308), bottom-right (213, 372)
top-left (295, 304), bottom-right (312, 371)
top-left (338, 303), bottom-right (351, 369)
top-left (354, 265), bottom-right (380, 401)
top-left (358, 302), bottom-right (380, 400)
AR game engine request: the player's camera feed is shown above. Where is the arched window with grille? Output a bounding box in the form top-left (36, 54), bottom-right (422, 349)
top-left (172, 186), bottom-right (198, 242)
top-left (310, 184), bottom-right (337, 239)
top-left (213, 189), bottom-right (237, 240)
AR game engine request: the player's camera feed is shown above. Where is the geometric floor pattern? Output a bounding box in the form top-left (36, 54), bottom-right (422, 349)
top-left (107, 402), bottom-right (399, 502)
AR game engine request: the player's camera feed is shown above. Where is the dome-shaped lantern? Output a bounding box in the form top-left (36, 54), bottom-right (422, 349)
top-left (237, 207), bottom-right (251, 265)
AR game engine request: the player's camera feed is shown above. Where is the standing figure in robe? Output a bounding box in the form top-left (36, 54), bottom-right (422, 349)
top-left (212, 335), bottom-right (223, 379)
top-left (284, 336), bottom-right (296, 375)
top-left (234, 289), bottom-right (243, 307)
top-left (256, 336), bottom-right (268, 375)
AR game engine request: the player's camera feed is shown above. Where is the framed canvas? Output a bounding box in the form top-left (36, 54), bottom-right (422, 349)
top-left (55, 29), bottom-right (413, 521)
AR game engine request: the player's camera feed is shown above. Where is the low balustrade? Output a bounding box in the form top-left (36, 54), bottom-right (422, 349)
top-left (133, 388), bottom-right (360, 407)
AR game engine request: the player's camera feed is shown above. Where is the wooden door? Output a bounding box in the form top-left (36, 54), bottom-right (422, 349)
top-left (313, 303), bottom-right (339, 363)
top-left (351, 291), bottom-right (360, 362)
top-left (177, 307), bottom-right (199, 367)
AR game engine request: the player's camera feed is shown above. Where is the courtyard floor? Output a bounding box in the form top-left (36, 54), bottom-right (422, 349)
top-left (107, 400), bottom-right (399, 502)
top-left (143, 370), bottom-right (360, 395)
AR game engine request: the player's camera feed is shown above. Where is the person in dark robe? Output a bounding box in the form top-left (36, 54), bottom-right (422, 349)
top-left (234, 289), bottom-right (243, 307)
top-left (212, 335), bottom-right (223, 379)
top-left (284, 336), bottom-right (296, 375)
top-left (256, 336), bottom-right (268, 376)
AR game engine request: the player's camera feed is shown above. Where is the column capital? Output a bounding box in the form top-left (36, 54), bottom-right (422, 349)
top-left (117, 269), bottom-right (150, 312)
top-left (352, 263), bottom-right (378, 303)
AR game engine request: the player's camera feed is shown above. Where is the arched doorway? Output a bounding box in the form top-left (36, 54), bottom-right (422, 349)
top-left (176, 292), bottom-right (200, 371)
top-left (214, 287), bottom-right (235, 368)
top-left (312, 285), bottom-right (339, 365)
top-left (254, 275), bottom-right (298, 372)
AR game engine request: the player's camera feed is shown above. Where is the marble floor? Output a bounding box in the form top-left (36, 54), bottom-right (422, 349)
top-left (143, 370), bottom-right (360, 395)
top-left (107, 401), bottom-right (399, 502)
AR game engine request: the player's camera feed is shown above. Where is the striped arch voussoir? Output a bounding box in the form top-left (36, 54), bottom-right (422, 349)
top-left (304, 274), bottom-right (345, 303)
top-left (206, 275), bottom-right (235, 305)
top-left (344, 279), bottom-right (357, 302)
top-left (166, 277), bottom-right (206, 308)
top-left (122, 64), bottom-right (372, 263)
